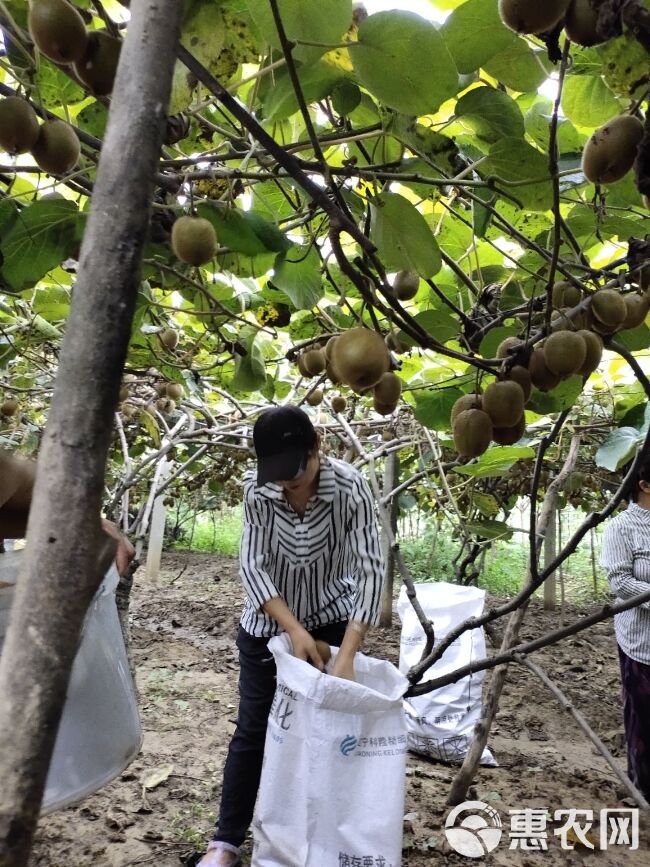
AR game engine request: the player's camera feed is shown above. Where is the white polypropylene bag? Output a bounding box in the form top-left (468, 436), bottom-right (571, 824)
top-left (0, 550), bottom-right (142, 813)
top-left (252, 633), bottom-right (409, 867)
top-left (398, 582), bottom-right (496, 767)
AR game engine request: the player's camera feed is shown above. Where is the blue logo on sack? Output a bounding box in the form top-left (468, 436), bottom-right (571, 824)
top-left (340, 735), bottom-right (358, 756)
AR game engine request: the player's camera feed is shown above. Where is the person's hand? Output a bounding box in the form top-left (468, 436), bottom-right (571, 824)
top-left (331, 652), bottom-right (356, 682)
top-left (288, 625), bottom-right (326, 671)
top-left (101, 518), bottom-right (136, 577)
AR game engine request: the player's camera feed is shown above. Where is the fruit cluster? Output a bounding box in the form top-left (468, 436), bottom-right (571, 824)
top-left (295, 327), bottom-right (403, 416)
top-left (29, 0), bottom-right (121, 96)
top-left (452, 281), bottom-right (649, 459)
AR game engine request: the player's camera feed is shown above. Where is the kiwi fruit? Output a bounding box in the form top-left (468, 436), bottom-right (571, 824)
top-left (301, 349), bottom-right (326, 376)
top-left (331, 327), bottom-right (390, 391)
top-left (166, 382), bottom-right (184, 400)
top-left (74, 30), bottom-right (121, 95)
top-left (373, 395), bottom-right (397, 416)
top-left (309, 639), bottom-right (331, 667)
top-left (498, 0), bottom-right (570, 34)
top-left (374, 372), bottom-right (402, 404)
top-left (155, 397), bottom-right (176, 414)
top-left (31, 120), bottom-right (80, 174)
top-left (564, 0), bottom-right (604, 46)
top-left (28, 0), bottom-right (88, 64)
top-left (622, 293), bottom-right (650, 330)
top-left (381, 427), bottom-right (393, 442)
top-left (451, 393), bottom-right (482, 423)
top-left (121, 403), bottom-right (138, 420)
top-left (307, 388), bottom-right (323, 407)
top-left (576, 330), bottom-right (603, 377)
top-left (496, 336), bottom-right (524, 360)
top-left (325, 359), bottom-right (342, 385)
top-left (543, 331), bottom-right (587, 376)
top-left (492, 413), bottom-right (526, 446)
top-left (296, 353), bottom-right (310, 376)
top-left (590, 288), bottom-right (627, 329)
top-left (482, 380), bottom-right (525, 427)
top-left (331, 396), bottom-right (346, 413)
top-left (0, 97), bottom-right (40, 155)
top-left (453, 409), bottom-right (493, 458)
top-left (528, 346), bottom-right (561, 391)
top-left (504, 365), bottom-right (532, 403)
top-left (324, 336), bottom-right (338, 360)
top-left (393, 270), bottom-right (419, 301)
top-left (550, 308), bottom-right (578, 332)
top-left (154, 381), bottom-right (168, 397)
top-left (581, 115), bottom-right (644, 185)
top-left (552, 281), bottom-right (582, 308)
top-left (385, 329), bottom-right (407, 354)
top-left (160, 328), bottom-right (179, 350)
top-left (171, 216), bottom-right (217, 266)
top-left (0, 399), bottom-right (19, 417)
top-left (118, 385), bottom-right (130, 403)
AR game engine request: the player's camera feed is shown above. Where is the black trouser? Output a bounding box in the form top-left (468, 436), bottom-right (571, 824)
top-left (213, 620), bottom-right (348, 848)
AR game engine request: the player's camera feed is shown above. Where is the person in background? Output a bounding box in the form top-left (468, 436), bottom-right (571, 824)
top-left (0, 448), bottom-right (134, 574)
top-left (601, 457), bottom-right (650, 800)
top-left (199, 405), bottom-right (384, 867)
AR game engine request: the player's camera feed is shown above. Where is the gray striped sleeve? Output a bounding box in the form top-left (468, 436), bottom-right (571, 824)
top-left (346, 474), bottom-right (384, 625)
top-left (601, 519), bottom-right (650, 609)
top-left (239, 482), bottom-right (281, 611)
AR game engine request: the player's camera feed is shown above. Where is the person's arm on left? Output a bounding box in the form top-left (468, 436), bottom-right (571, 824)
top-left (331, 474), bottom-right (384, 680)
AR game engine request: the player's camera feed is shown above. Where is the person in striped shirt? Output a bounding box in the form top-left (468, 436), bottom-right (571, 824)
top-left (200, 405), bottom-right (384, 867)
top-left (601, 459), bottom-right (650, 801)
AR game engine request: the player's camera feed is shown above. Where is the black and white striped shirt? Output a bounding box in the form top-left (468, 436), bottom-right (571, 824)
top-left (238, 456), bottom-right (384, 638)
top-left (601, 502), bottom-right (650, 664)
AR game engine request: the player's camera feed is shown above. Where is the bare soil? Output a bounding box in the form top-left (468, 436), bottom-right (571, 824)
top-left (31, 552), bottom-right (650, 866)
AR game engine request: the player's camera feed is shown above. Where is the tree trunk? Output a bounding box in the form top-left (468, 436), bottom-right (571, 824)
top-left (0, 3), bottom-right (183, 864)
top-left (543, 496), bottom-right (557, 611)
top-left (380, 453), bottom-right (399, 627)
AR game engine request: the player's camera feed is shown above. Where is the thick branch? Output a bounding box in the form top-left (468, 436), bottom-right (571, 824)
top-left (0, 3), bottom-right (183, 864)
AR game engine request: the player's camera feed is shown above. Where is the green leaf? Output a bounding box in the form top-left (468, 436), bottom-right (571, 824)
top-left (245, 0), bottom-right (352, 64)
top-left (331, 79), bottom-right (361, 116)
top-left (441, 0), bottom-right (514, 74)
top-left (414, 387), bottom-right (464, 430)
top-left (398, 309), bottom-right (459, 348)
top-left (196, 203), bottom-right (288, 255)
top-left (479, 325), bottom-right (520, 359)
top-left (0, 199), bottom-right (80, 291)
top-left (526, 377), bottom-right (584, 415)
top-left (35, 59), bottom-right (85, 109)
top-left (455, 86), bottom-right (525, 144)
top-left (464, 519), bottom-right (513, 541)
top-left (457, 445), bottom-right (535, 478)
top-left (353, 11), bottom-right (458, 116)
top-left (616, 324), bottom-right (650, 352)
top-left (561, 75), bottom-right (621, 129)
top-left (370, 193), bottom-right (441, 277)
top-left (263, 63), bottom-right (344, 120)
top-left (474, 493), bottom-right (500, 517)
top-left (483, 42), bottom-right (550, 93)
top-left (596, 427), bottom-right (643, 471)
top-left (141, 409), bottom-right (161, 449)
top-left (232, 333), bottom-right (267, 393)
top-left (272, 245), bottom-right (323, 310)
top-left (599, 31), bottom-right (650, 98)
top-left (481, 137), bottom-right (552, 211)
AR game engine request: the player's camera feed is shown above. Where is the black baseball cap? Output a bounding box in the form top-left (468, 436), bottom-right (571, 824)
top-left (253, 406), bottom-right (317, 486)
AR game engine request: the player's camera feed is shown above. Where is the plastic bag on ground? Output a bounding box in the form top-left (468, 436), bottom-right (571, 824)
top-left (252, 633), bottom-right (409, 867)
top-left (397, 582), bottom-right (497, 767)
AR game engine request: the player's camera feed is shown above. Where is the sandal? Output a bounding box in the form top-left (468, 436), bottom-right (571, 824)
top-left (196, 841), bottom-right (242, 867)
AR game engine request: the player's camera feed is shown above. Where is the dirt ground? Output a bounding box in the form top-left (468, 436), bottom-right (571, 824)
top-left (31, 552), bottom-right (650, 866)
